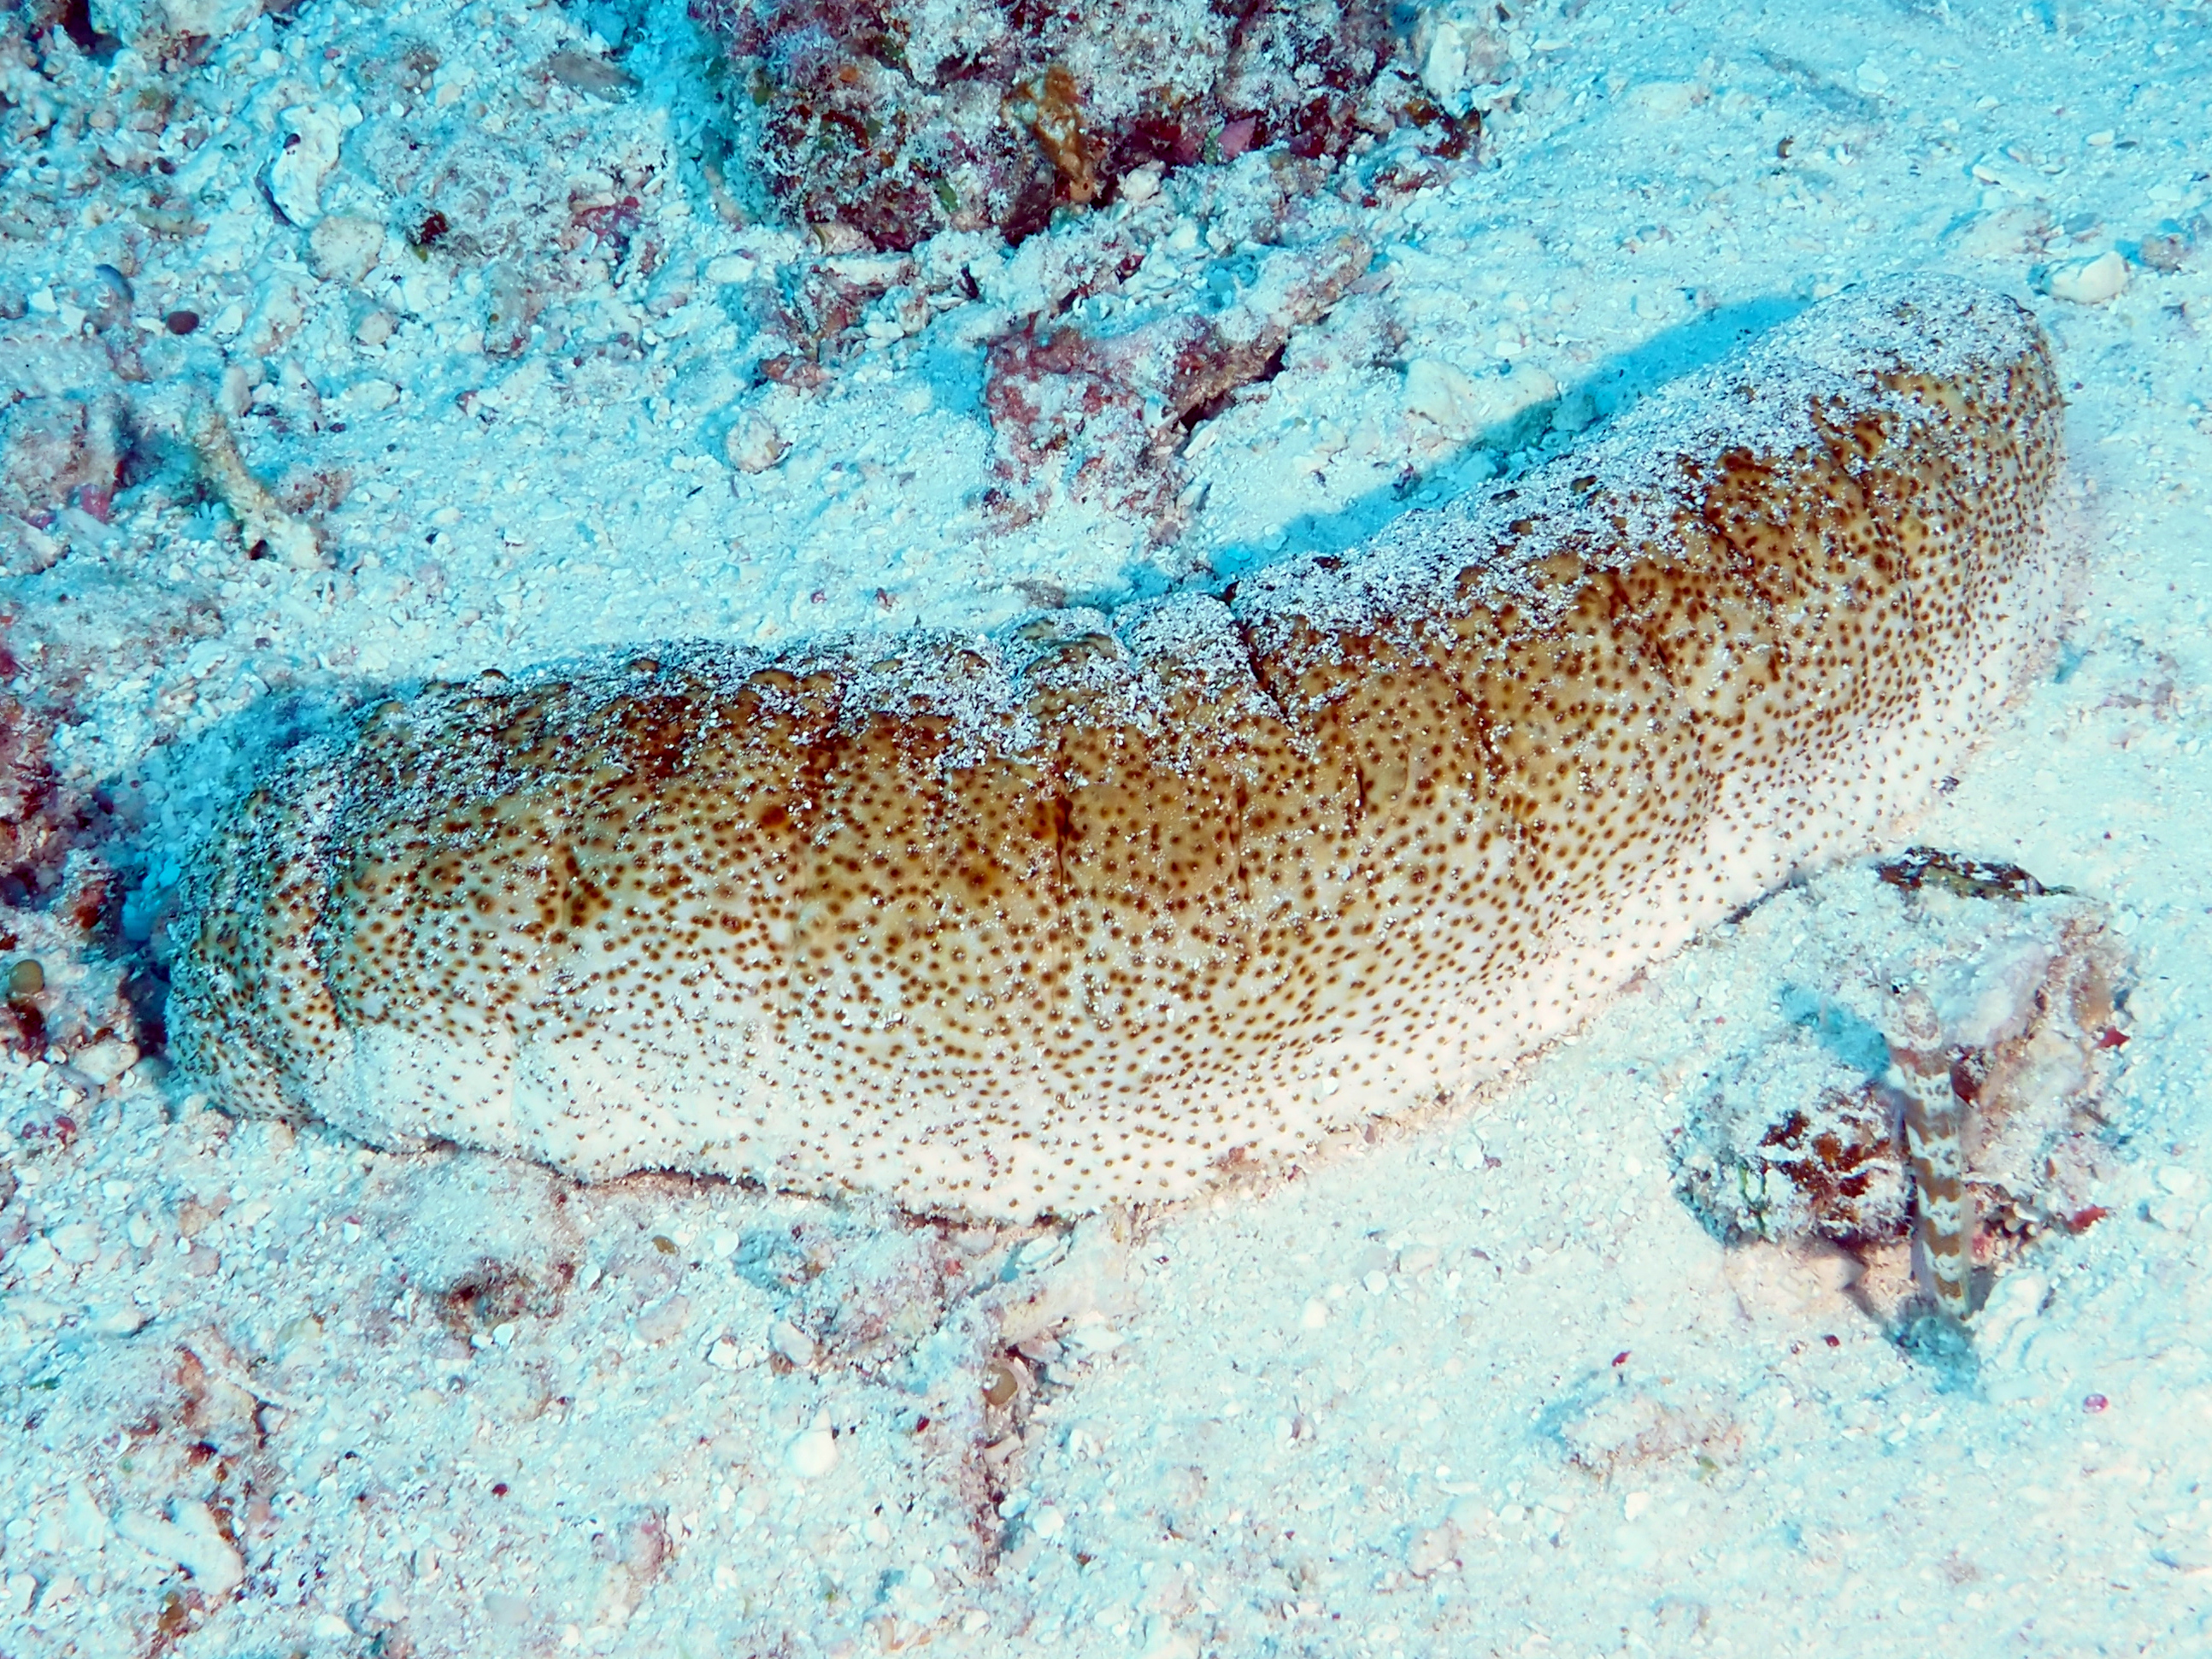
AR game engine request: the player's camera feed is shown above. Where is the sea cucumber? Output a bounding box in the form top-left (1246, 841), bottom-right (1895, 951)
top-left (170, 275), bottom-right (2070, 1221)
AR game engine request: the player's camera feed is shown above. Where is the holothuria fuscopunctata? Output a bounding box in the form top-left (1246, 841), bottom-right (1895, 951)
top-left (172, 276), bottom-right (2071, 1221)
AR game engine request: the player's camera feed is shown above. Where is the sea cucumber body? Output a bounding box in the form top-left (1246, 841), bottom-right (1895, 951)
top-left (173, 277), bottom-right (2068, 1220)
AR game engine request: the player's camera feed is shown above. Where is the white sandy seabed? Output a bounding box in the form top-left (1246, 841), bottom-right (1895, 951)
top-left (2, 0), bottom-right (2210, 1654)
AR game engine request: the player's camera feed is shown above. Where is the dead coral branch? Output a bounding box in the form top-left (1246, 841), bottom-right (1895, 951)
top-left (186, 402), bottom-right (326, 571)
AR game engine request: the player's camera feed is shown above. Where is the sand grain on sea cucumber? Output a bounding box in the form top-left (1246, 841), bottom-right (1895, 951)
top-left (172, 277), bottom-right (2071, 1221)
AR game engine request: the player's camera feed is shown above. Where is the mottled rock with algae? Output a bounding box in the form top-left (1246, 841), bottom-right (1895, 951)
top-left (690, 0), bottom-right (1407, 248)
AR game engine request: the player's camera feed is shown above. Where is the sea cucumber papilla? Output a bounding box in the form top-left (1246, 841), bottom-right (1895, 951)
top-left (171, 276), bottom-right (2070, 1221)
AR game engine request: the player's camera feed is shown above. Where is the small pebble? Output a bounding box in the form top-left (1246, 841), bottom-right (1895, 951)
top-left (1015, 1232), bottom-right (1068, 1274)
top-left (725, 412), bottom-right (789, 474)
top-left (9, 958), bottom-right (44, 997)
top-left (270, 105), bottom-right (344, 226)
top-left (769, 1320), bottom-right (818, 1366)
top-left (74, 1038), bottom-right (137, 1085)
top-left (2043, 250), bottom-right (2128, 305)
top-left (163, 309), bottom-right (200, 335)
top-left (982, 1357), bottom-right (1022, 1407)
top-left (309, 216), bottom-right (386, 286)
top-left (788, 1415), bottom-right (839, 1478)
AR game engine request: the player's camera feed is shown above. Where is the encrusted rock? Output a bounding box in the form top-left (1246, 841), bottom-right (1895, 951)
top-left (692, 0), bottom-right (1406, 248)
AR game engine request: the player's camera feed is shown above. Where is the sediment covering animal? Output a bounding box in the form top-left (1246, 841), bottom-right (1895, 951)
top-left (172, 276), bottom-right (2070, 1221)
